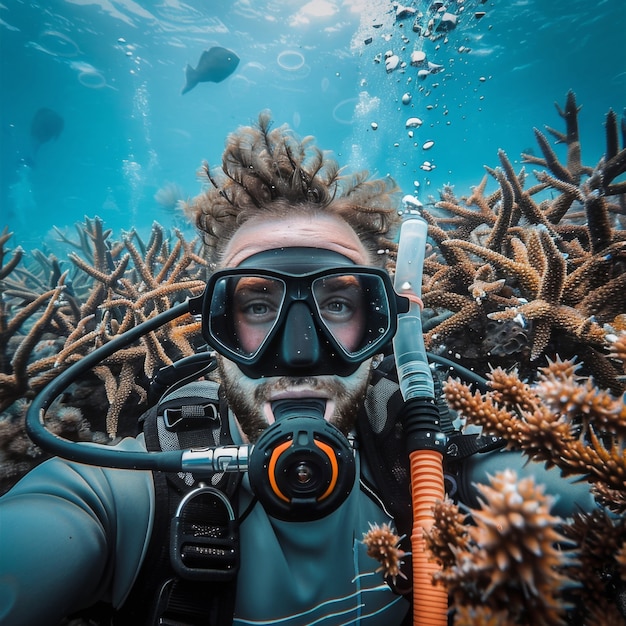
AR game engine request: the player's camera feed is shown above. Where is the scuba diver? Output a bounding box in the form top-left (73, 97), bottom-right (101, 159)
top-left (0, 113), bottom-right (593, 626)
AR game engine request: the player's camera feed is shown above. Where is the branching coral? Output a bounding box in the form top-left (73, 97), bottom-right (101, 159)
top-left (437, 331), bottom-right (626, 623)
top-left (0, 218), bottom-right (208, 489)
top-left (427, 473), bottom-right (571, 626)
top-left (0, 398), bottom-right (108, 494)
top-left (361, 522), bottom-right (408, 585)
top-left (443, 347), bottom-right (626, 499)
top-left (423, 92), bottom-right (626, 392)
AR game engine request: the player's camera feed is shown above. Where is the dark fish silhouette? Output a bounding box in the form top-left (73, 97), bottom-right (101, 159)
top-left (182, 46), bottom-right (240, 95)
top-left (30, 107), bottom-right (64, 154)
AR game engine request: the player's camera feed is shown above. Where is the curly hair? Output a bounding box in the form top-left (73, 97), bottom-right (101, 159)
top-left (184, 112), bottom-right (401, 269)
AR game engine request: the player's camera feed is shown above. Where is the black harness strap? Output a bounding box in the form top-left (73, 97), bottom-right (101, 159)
top-left (446, 432), bottom-right (504, 461)
top-left (113, 409), bottom-right (175, 625)
top-left (151, 578), bottom-right (237, 626)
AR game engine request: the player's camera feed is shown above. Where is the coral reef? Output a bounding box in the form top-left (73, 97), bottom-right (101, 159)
top-left (430, 334), bottom-right (626, 624)
top-left (0, 218), bottom-right (207, 491)
top-left (422, 91), bottom-right (626, 393)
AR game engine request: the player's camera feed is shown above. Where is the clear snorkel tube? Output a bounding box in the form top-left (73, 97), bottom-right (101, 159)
top-left (393, 215), bottom-right (435, 400)
top-left (393, 211), bottom-right (448, 626)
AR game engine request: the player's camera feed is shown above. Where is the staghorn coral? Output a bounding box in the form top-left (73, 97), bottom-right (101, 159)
top-left (0, 218), bottom-right (207, 490)
top-left (443, 344), bottom-right (626, 500)
top-left (423, 92), bottom-right (626, 393)
top-left (425, 106), bottom-right (626, 621)
top-left (427, 472), bottom-right (571, 626)
top-left (438, 333), bottom-right (626, 623)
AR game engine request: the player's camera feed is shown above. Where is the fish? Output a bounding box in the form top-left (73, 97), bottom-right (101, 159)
top-left (30, 107), bottom-right (64, 154)
top-left (182, 46), bottom-right (240, 95)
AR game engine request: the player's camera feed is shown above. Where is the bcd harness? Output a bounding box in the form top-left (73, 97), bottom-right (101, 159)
top-left (111, 355), bottom-right (503, 626)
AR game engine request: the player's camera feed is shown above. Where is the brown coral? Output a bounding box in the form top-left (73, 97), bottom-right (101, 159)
top-left (0, 218), bottom-right (208, 488)
top-left (441, 336), bottom-right (626, 623)
top-left (429, 471), bottom-right (570, 626)
top-left (361, 522), bottom-right (407, 585)
top-left (443, 348), bottom-right (626, 503)
top-left (423, 92), bottom-right (626, 392)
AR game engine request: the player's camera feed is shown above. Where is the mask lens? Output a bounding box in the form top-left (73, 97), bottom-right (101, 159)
top-left (208, 274), bottom-right (286, 358)
top-left (312, 272), bottom-right (390, 357)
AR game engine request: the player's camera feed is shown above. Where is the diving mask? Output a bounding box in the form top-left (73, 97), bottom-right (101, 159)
top-left (190, 248), bottom-right (409, 378)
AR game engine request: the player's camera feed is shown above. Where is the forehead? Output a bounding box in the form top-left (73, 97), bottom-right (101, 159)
top-left (220, 214), bottom-right (371, 268)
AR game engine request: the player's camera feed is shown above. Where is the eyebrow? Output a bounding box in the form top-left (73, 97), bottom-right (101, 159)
top-left (234, 277), bottom-right (281, 294)
top-left (317, 275), bottom-right (361, 290)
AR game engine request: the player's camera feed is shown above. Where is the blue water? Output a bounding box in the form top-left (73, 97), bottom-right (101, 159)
top-left (1, 0), bottom-right (624, 249)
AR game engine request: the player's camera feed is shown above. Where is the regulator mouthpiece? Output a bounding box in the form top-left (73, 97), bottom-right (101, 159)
top-left (249, 399), bottom-right (355, 521)
top-left (270, 398), bottom-right (326, 422)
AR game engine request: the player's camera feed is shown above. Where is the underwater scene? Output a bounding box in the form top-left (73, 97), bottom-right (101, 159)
top-left (1, 0), bottom-right (625, 624)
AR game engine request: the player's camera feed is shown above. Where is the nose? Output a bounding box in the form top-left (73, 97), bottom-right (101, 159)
top-left (279, 301), bottom-right (320, 368)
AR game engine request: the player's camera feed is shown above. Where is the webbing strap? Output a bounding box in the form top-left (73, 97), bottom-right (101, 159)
top-left (154, 578), bottom-right (236, 626)
top-left (445, 432), bottom-right (505, 461)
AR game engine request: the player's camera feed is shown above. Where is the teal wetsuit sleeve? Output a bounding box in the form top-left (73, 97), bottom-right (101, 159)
top-left (460, 448), bottom-right (596, 518)
top-left (0, 438), bottom-right (154, 626)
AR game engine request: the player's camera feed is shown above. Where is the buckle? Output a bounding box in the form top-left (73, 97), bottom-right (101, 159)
top-left (163, 401), bottom-right (219, 430)
top-left (170, 484), bottom-right (239, 581)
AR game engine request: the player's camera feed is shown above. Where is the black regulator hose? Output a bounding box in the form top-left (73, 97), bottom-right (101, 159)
top-left (24, 290), bottom-right (489, 474)
top-left (426, 352), bottom-right (489, 392)
top-left (25, 302), bottom-right (191, 471)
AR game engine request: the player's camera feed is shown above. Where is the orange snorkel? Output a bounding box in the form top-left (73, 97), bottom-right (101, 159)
top-left (393, 213), bottom-right (448, 626)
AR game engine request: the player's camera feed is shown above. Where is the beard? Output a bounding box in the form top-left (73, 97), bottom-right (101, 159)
top-left (217, 357), bottom-right (373, 443)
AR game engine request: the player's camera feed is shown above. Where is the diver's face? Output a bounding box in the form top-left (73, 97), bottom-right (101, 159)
top-left (218, 214), bottom-right (375, 443)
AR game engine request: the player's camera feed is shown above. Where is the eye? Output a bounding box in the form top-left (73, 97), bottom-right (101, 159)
top-left (247, 302), bottom-right (270, 315)
top-left (237, 297), bottom-right (279, 323)
top-left (319, 297), bottom-right (355, 321)
top-left (325, 300), bottom-right (350, 313)
top-left (232, 277), bottom-right (283, 324)
top-left (314, 276), bottom-right (364, 324)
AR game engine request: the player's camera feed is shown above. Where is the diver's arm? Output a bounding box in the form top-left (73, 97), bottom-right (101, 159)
top-left (0, 438), bottom-right (154, 625)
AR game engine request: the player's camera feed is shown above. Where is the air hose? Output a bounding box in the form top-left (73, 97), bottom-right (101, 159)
top-left (393, 214), bottom-right (448, 626)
